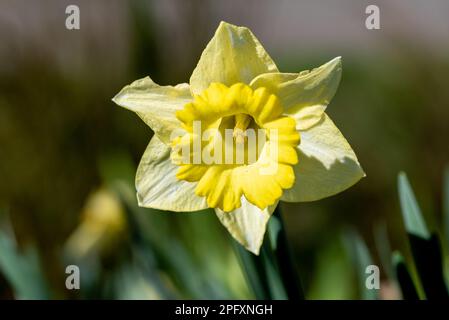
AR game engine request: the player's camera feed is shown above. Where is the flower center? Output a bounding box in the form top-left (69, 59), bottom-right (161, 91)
top-left (172, 82), bottom-right (300, 212)
top-left (233, 113), bottom-right (252, 144)
top-left (215, 113), bottom-right (265, 165)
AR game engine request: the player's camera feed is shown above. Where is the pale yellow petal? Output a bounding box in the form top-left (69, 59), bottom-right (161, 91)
top-left (136, 135), bottom-right (208, 212)
top-left (250, 57), bottom-right (342, 130)
top-left (190, 21), bottom-right (278, 95)
top-left (112, 76), bottom-right (191, 144)
top-left (281, 114), bottom-right (365, 202)
top-left (215, 197), bottom-right (277, 255)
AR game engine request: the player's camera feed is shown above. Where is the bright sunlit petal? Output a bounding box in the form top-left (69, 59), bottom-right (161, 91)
top-left (112, 76), bottom-right (192, 144)
top-left (282, 114), bottom-right (365, 202)
top-left (250, 57), bottom-right (342, 130)
top-left (215, 197), bottom-right (277, 255)
top-left (189, 21), bottom-right (278, 95)
top-left (136, 135), bottom-right (208, 211)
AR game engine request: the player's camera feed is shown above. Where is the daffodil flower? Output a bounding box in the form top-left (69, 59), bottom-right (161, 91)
top-left (113, 21), bottom-right (365, 254)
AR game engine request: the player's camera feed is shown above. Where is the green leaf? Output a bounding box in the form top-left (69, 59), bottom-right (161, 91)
top-left (232, 231), bottom-right (288, 300)
top-left (343, 229), bottom-right (378, 300)
top-left (232, 240), bottom-right (271, 299)
top-left (259, 238), bottom-right (288, 300)
top-left (408, 234), bottom-right (449, 299)
top-left (397, 172), bottom-right (430, 239)
top-left (232, 206), bottom-right (304, 300)
top-left (392, 252), bottom-right (419, 300)
top-left (267, 207), bottom-right (304, 300)
top-left (0, 231), bottom-right (50, 299)
top-left (397, 172), bottom-right (448, 299)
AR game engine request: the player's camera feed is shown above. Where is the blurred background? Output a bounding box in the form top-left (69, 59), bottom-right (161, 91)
top-left (0, 0), bottom-right (448, 299)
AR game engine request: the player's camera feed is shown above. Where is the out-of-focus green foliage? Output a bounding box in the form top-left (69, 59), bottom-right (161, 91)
top-left (307, 237), bottom-right (355, 299)
top-left (344, 230), bottom-right (378, 300)
top-left (367, 172), bottom-right (449, 300)
top-left (0, 213), bottom-right (49, 299)
top-left (392, 252), bottom-right (419, 300)
top-left (398, 172), bottom-right (430, 239)
top-left (395, 172), bottom-right (449, 299)
top-left (233, 209), bottom-right (304, 300)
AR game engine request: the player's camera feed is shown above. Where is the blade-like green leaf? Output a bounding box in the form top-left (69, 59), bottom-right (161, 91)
top-left (397, 172), bottom-right (448, 299)
top-left (232, 205), bottom-right (305, 300)
top-left (344, 229), bottom-right (378, 300)
top-left (408, 234), bottom-right (449, 299)
top-left (397, 172), bottom-right (430, 239)
top-left (0, 232), bottom-right (50, 299)
top-left (392, 252), bottom-right (419, 300)
top-left (259, 237), bottom-right (288, 300)
top-left (232, 227), bottom-right (289, 300)
top-left (232, 240), bottom-right (271, 300)
top-left (267, 206), bottom-right (304, 300)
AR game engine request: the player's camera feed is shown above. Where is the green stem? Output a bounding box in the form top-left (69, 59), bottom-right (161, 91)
top-left (268, 206), bottom-right (305, 300)
top-left (233, 205), bottom-right (305, 300)
top-left (232, 240), bottom-right (271, 300)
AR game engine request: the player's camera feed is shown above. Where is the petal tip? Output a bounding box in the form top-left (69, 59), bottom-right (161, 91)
top-left (218, 20), bottom-right (239, 30)
top-left (327, 56), bottom-right (342, 72)
top-left (218, 20), bottom-right (229, 27)
top-left (111, 93), bottom-right (121, 106)
top-left (331, 56), bottom-right (342, 65)
top-left (247, 246), bottom-right (261, 256)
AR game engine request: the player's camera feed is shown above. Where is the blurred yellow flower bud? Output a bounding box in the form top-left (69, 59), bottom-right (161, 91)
top-left (65, 189), bottom-right (127, 259)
